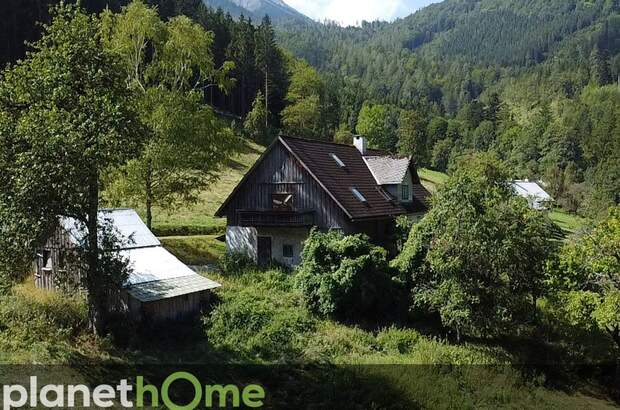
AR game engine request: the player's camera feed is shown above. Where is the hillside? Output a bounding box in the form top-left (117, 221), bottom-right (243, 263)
top-left (278, 0), bottom-right (619, 111)
top-left (202, 0), bottom-right (311, 23)
top-left (276, 0), bottom-right (620, 219)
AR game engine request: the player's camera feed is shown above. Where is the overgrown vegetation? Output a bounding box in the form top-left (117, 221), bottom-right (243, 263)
top-left (295, 229), bottom-right (398, 320)
top-left (393, 154), bottom-right (559, 339)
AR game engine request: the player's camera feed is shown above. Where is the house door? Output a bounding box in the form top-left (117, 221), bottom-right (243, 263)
top-left (257, 236), bottom-right (272, 267)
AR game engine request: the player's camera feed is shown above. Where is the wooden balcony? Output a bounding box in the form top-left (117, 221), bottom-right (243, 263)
top-left (237, 209), bottom-right (315, 227)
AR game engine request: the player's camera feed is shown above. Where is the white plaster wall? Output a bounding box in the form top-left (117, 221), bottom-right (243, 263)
top-left (226, 226), bottom-right (258, 261)
top-left (257, 227), bottom-right (310, 268)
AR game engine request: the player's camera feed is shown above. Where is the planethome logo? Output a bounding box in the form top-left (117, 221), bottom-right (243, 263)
top-left (3, 372), bottom-right (265, 409)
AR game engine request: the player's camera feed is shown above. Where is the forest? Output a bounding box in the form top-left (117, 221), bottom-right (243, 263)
top-left (2, 0), bottom-right (618, 218)
top-left (276, 0), bottom-right (620, 218)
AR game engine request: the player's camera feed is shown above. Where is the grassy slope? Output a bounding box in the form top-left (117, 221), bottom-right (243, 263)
top-left (3, 273), bottom-right (616, 408)
top-left (160, 235), bottom-right (226, 265)
top-left (146, 140), bottom-right (265, 236)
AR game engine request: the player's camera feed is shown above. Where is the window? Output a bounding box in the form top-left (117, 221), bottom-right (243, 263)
top-left (377, 186), bottom-right (394, 202)
top-left (272, 192), bottom-right (294, 210)
top-left (401, 184), bottom-right (410, 201)
top-left (330, 153), bottom-right (346, 168)
top-left (351, 188), bottom-right (367, 203)
top-left (42, 250), bottom-right (52, 270)
top-left (283, 244), bottom-right (294, 258)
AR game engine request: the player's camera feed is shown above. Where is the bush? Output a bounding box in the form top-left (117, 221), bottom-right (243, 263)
top-left (303, 322), bottom-right (379, 361)
top-left (0, 284), bottom-right (87, 362)
top-left (295, 229), bottom-right (398, 320)
top-left (218, 251), bottom-right (256, 275)
top-left (393, 154), bottom-right (558, 339)
top-left (204, 281), bottom-right (315, 362)
top-left (376, 327), bottom-right (421, 355)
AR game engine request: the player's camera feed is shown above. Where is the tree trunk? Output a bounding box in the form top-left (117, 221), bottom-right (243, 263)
top-left (86, 168), bottom-right (105, 335)
top-left (145, 161), bottom-right (153, 230)
top-left (264, 69), bottom-right (269, 128)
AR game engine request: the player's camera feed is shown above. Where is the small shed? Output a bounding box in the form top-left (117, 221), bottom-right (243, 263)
top-left (511, 180), bottom-right (553, 210)
top-left (35, 209), bottom-right (220, 322)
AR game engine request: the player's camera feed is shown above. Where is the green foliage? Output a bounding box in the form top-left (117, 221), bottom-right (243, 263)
top-left (0, 3), bottom-right (143, 330)
top-left (281, 58), bottom-right (330, 139)
top-left (375, 327), bottom-right (421, 355)
top-left (244, 90), bottom-right (274, 144)
top-left (356, 103), bottom-right (399, 151)
top-left (397, 110), bottom-right (429, 165)
top-left (295, 229), bottom-right (396, 320)
top-left (218, 251), bottom-right (256, 276)
top-left (0, 284), bottom-right (87, 363)
top-left (548, 206), bottom-right (620, 349)
top-left (101, 0), bottom-right (239, 228)
top-left (205, 269), bottom-right (315, 361)
top-left (393, 154), bottom-right (558, 338)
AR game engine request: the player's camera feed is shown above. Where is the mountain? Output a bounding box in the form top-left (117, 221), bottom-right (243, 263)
top-left (277, 0), bottom-right (620, 111)
top-left (275, 0), bottom-right (620, 217)
top-left (202, 0), bottom-right (312, 23)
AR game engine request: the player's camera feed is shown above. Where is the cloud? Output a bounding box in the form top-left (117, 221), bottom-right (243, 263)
top-left (284, 0), bottom-right (438, 26)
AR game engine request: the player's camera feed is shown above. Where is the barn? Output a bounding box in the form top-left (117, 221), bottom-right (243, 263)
top-left (35, 209), bottom-right (220, 322)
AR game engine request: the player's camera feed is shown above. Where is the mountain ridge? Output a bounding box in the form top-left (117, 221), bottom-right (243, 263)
top-left (202, 0), bottom-right (311, 23)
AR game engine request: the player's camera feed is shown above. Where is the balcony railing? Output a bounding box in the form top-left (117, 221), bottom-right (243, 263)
top-left (238, 209), bottom-right (315, 227)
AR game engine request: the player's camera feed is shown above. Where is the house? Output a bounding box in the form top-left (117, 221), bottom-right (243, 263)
top-left (511, 180), bottom-right (553, 210)
top-left (35, 209), bottom-right (220, 322)
top-left (215, 135), bottom-right (431, 267)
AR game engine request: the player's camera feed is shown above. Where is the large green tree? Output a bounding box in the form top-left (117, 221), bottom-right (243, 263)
top-left (101, 0), bottom-right (238, 228)
top-left (548, 206), bottom-right (620, 351)
top-left (356, 103), bottom-right (399, 151)
top-left (0, 4), bottom-right (144, 333)
top-left (281, 58), bottom-right (327, 140)
top-left (392, 154), bottom-right (558, 339)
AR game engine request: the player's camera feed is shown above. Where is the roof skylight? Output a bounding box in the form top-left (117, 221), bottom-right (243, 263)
top-left (351, 188), bottom-right (367, 203)
top-left (330, 153), bottom-right (346, 168)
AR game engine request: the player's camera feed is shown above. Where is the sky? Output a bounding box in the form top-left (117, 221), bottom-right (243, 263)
top-left (284, 0), bottom-right (440, 26)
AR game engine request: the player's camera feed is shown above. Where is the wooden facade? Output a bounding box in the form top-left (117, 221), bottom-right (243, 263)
top-left (34, 215), bottom-right (218, 323)
top-left (35, 226), bottom-right (82, 292)
top-left (222, 143), bottom-right (354, 232)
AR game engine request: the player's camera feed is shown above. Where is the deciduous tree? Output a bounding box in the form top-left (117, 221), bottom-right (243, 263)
top-left (0, 4), bottom-right (144, 333)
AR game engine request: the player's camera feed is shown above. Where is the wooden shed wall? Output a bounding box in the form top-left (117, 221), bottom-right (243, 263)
top-left (134, 290), bottom-right (213, 322)
top-left (35, 226), bottom-right (82, 291)
top-left (224, 143), bottom-right (354, 232)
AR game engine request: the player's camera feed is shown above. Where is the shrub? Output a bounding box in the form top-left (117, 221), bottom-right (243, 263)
top-left (0, 284), bottom-right (87, 362)
top-left (218, 251), bottom-right (256, 275)
top-left (376, 327), bottom-right (421, 355)
top-left (295, 229), bottom-right (397, 320)
top-left (204, 281), bottom-right (315, 362)
top-left (303, 322), bottom-right (379, 361)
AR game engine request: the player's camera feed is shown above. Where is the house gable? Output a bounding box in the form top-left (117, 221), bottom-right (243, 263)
top-left (217, 140), bottom-right (353, 231)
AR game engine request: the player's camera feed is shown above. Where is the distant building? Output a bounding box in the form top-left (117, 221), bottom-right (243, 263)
top-left (511, 180), bottom-right (553, 210)
top-left (216, 135), bottom-right (431, 267)
top-left (35, 209), bottom-right (220, 322)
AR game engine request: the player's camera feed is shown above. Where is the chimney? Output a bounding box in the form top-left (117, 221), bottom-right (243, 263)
top-left (353, 135), bottom-right (367, 155)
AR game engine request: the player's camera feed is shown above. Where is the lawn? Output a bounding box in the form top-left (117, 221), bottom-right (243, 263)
top-left (418, 168), bottom-right (449, 193)
top-left (160, 235), bottom-right (226, 265)
top-left (549, 209), bottom-right (590, 233)
top-left (144, 139), bottom-right (264, 236)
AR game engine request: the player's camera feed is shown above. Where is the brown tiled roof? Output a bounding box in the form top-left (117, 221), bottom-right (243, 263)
top-left (280, 136), bottom-right (409, 221)
top-left (216, 136), bottom-right (430, 221)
